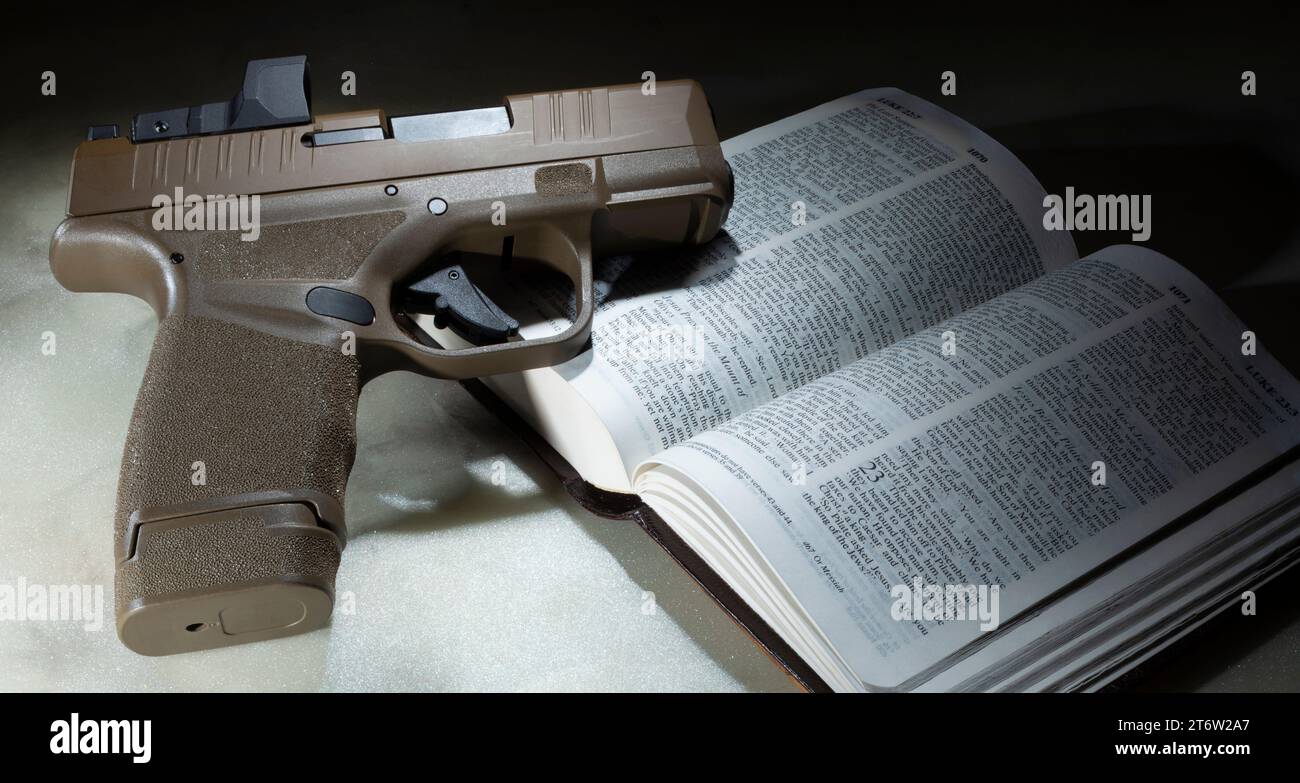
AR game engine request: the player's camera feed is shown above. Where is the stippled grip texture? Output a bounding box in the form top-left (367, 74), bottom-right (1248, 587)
top-left (115, 315), bottom-right (359, 629)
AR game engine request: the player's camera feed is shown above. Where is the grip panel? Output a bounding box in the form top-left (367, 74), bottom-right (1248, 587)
top-left (115, 315), bottom-right (359, 655)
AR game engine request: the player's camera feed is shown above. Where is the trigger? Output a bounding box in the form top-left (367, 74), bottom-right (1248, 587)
top-left (404, 264), bottom-right (519, 345)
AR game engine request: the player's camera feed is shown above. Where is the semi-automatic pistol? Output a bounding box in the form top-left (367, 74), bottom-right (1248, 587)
top-left (49, 56), bottom-right (732, 655)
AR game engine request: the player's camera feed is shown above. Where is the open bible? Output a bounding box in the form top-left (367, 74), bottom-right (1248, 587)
top-left (415, 89), bottom-right (1300, 691)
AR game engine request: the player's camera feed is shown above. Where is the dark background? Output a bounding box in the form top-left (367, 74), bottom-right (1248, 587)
top-left (5, 1), bottom-right (1299, 690)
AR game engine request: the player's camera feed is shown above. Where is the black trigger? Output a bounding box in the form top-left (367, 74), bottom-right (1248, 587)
top-left (404, 264), bottom-right (519, 345)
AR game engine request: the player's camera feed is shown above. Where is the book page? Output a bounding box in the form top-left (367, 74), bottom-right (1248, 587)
top-left (500, 89), bottom-right (1078, 483)
top-left (636, 246), bottom-right (1300, 689)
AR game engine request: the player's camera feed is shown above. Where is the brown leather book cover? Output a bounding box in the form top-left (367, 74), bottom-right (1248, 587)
top-left (459, 378), bottom-right (832, 692)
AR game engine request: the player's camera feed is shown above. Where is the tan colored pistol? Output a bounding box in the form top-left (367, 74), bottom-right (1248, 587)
top-left (49, 56), bottom-right (732, 655)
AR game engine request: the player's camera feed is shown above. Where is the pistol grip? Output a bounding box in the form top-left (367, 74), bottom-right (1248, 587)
top-left (114, 315), bottom-right (358, 655)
